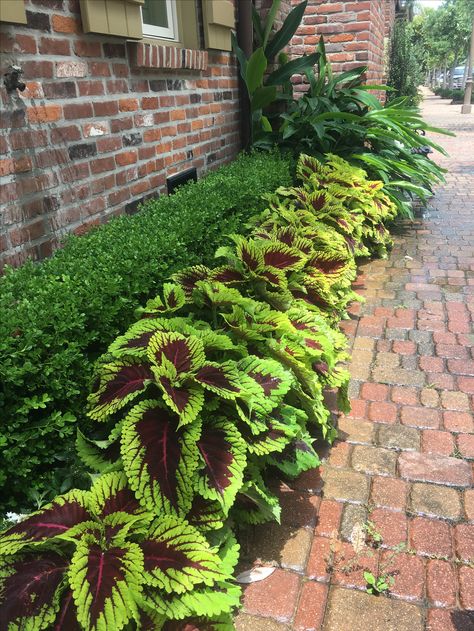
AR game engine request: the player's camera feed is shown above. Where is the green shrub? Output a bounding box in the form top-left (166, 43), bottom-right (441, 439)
top-left (0, 151), bottom-right (292, 513)
top-left (0, 154), bottom-right (397, 630)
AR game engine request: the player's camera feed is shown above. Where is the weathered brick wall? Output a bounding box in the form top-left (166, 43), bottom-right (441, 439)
top-left (0, 0), bottom-right (240, 268)
top-left (289, 0), bottom-right (395, 93)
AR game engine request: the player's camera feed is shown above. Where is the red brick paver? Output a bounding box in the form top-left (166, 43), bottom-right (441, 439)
top-left (235, 93), bottom-right (474, 630)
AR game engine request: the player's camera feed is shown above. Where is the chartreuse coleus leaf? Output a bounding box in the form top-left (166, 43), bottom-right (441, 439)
top-left (195, 419), bottom-right (247, 512)
top-left (266, 434), bottom-right (320, 478)
top-left (136, 283), bottom-right (186, 318)
top-left (239, 404), bottom-right (302, 456)
top-left (231, 472), bottom-right (281, 526)
top-left (121, 400), bottom-right (201, 517)
top-left (237, 355), bottom-right (294, 415)
top-left (76, 429), bottom-right (121, 474)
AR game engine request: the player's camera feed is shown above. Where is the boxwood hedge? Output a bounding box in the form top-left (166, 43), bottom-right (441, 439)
top-left (0, 151), bottom-right (292, 513)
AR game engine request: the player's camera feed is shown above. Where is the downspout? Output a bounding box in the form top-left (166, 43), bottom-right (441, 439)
top-left (237, 0), bottom-right (253, 150)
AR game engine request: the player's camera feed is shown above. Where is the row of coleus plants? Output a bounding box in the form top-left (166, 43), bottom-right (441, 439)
top-left (0, 154), bottom-right (397, 631)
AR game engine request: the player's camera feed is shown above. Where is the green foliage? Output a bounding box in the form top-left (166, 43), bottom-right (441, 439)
top-left (232, 0), bottom-right (319, 144)
top-left (0, 151), bottom-right (292, 513)
top-left (386, 18), bottom-right (422, 105)
top-left (0, 154), bottom-right (398, 629)
top-left (434, 86), bottom-right (474, 102)
top-left (254, 37), bottom-right (450, 218)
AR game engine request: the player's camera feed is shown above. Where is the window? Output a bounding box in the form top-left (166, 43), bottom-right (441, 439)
top-left (141, 0), bottom-right (177, 40)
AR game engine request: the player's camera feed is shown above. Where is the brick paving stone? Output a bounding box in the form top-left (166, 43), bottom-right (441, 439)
top-left (426, 609), bottom-right (474, 631)
top-left (370, 508), bottom-right (407, 547)
top-left (240, 524), bottom-right (312, 572)
top-left (331, 542), bottom-right (379, 590)
top-left (400, 406), bottom-right (440, 429)
top-left (337, 417), bottom-right (374, 444)
top-left (314, 500), bottom-right (343, 538)
top-left (377, 424), bottom-right (420, 451)
top-left (323, 586), bottom-right (424, 631)
top-left (370, 476), bottom-right (408, 511)
top-left (360, 382), bottom-right (389, 401)
top-left (458, 565), bottom-right (474, 609)
top-left (465, 489), bottom-right (474, 521)
top-left (391, 385), bottom-right (419, 405)
top-left (293, 581), bottom-right (328, 631)
top-left (410, 483), bottom-right (462, 520)
top-left (278, 491), bottom-right (320, 529)
top-left (327, 440), bottom-right (351, 468)
top-left (241, 568), bottom-right (300, 622)
top-left (340, 504), bottom-right (367, 541)
top-left (454, 523), bottom-right (474, 562)
top-left (367, 401), bottom-right (398, 423)
top-left (409, 516), bottom-right (453, 557)
top-left (426, 560), bottom-right (456, 607)
top-left (234, 614), bottom-right (290, 630)
top-left (398, 451), bottom-right (472, 487)
top-left (443, 410), bottom-right (474, 432)
top-left (351, 445), bottom-right (397, 476)
top-left (321, 468), bottom-right (370, 503)
top-left (306, 536), bottom-right (331, 581)
top-left (380, 551), bottom-right (425, 601)
top-left (422, 429), bottom-right (455, 456)
top-left (440, 390), bottom-right (471, 411)
top-left (420, 387), bottom-right (440, 408)
top-left (457, 434), bottom-right (474, 459)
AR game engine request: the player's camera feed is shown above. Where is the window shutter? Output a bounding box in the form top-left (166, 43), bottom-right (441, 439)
top-left (0, 0), bottom-right (27, 24)
top-left (202, 0), bottom-right (234, 51)
top-left (79, 0), bottom-right (144, 39)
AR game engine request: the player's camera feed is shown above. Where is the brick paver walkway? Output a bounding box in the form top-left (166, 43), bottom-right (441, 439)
top-left (235, 93), bottom-right (474, 631)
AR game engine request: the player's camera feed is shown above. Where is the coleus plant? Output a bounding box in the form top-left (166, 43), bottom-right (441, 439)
top-left (0, 472), bottom-right (240, 631)
top-left (1, 152), bottom-right (397, 629)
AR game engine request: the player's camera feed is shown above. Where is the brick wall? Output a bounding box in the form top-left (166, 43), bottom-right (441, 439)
top-left (289, 0), bottom-right (395, 93)
top-left (0, 0), bottom-right (241, 268)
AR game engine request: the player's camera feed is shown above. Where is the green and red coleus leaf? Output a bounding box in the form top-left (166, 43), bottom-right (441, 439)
top-left (88, 360), bottom-right (154, 421)
top-left (141, 516), bottom-right (223, 595)
top-left (69, 536), bottom-right (143, 631)
top-left (195, 420), bottom-right (246, 512)
top-left (155, 362), bottom-right (205, 426)
top-left (0, 490), bottom-right (90, 555)
top-left (149, 331), bottom-right (205, 376)
top-left (172, 265), bottom-right (212, 299)
top-left (266, 435), bottom-right (320, 479)
top-left (193, 362), bottom-right (241, 399)
top-left (237, 355), bottom-right (293, 415)
top-left (0, 551), bottom-right (68, 631)
top-left (88, 472), bottom-right (145, 520)
top-left (121, 400), bottom-right (201, 516)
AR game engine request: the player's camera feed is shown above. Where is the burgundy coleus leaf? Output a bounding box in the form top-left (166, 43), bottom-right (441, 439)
top-left (0, 490), bottom-right (91, 555)
top-left (89, 471), bottom-right (143, 518)
top-left (257, 267), bottom-right (286, 287)
top-left (88, 360), bottom-right (154, 421)
top-left (52, 589), bottom-right (82, 631)
top-left (313, 361), bottom-right (329, 376)
top-left (0, 552), bottom-right (68, 631)
top-left (308, 256), bottom-right (346, 275)
top-left (236, 240), bottom-right (260, 271)
top-left (262, 245), bottom-right (304, 270)
top-left (70, 538), bottom-right (143, 631)
top-left (304, 338), bottom-right (323, 351)
top-left (187, 495), bottom-right (225, 531)
top-left (141, 515), bottom-right (223, 594)
top-left (194, 361), bottom-right (241, 399)
top-left (196, 420), bottom-right (246, 508)
top-left (310, 193), bottom-right (327, 211)
top-left (149, 331), bottom-right (205, 375)
top-left (158, 374), bottom-right (205, 424)
top-left (121, 400), bottom-right (201, 515)
top-left (172, 265), bottom-right (212, 298)
top-left (210, 267), bottom-right (245, 284)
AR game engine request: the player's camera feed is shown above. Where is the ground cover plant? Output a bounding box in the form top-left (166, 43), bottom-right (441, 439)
top-left (0, 151), bottom-right (292, 514)
top-left (0, 154), bottom-right (398, 630)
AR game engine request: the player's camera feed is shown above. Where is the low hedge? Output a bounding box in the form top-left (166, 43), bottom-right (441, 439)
top-left (0, 151), bottom-right (292, 512)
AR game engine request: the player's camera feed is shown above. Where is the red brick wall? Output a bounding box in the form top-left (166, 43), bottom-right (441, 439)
top-left (289, 0), bottom-right (395, 93)
top-left (0, 0), bottom-right (241, 268)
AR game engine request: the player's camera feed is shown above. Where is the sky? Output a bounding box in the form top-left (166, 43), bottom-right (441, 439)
top-left (417, 0), bottom-right (444, 7)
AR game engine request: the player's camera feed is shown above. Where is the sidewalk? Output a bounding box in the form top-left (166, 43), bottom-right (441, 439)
top-left (235, 94), bottom-right (474, 631)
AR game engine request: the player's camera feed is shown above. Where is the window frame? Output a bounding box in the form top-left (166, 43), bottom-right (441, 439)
top-left (141, 0), bottom-right (177, 41)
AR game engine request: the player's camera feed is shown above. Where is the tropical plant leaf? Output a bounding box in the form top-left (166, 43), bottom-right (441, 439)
top-left (0, 490), bottom-right (90, 555)
top-left (193, 361), bottom-right (241, 399)
top-left (195, 419), bottom-right (247, 511)
top-left (88, 361), bottom-right (153, 421)
top-left (69, 536), bottom-right (143, 631)
top-left (141, 516), bottom-right (224, 595)
top-left (121, 400), bottom-right (201, 516)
